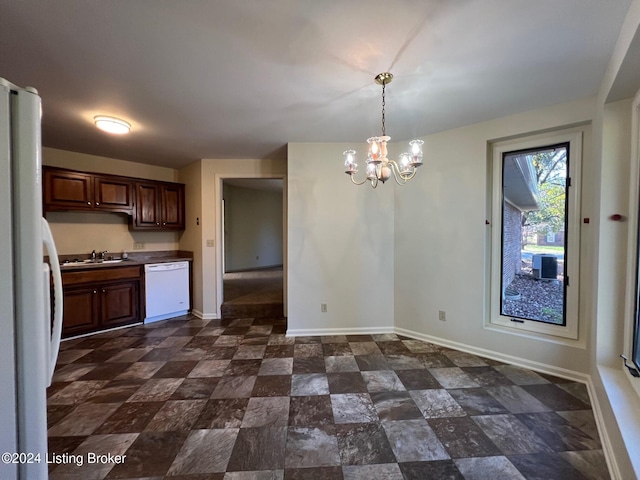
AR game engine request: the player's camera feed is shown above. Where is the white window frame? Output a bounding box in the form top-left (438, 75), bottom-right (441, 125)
top-left (489, 128), bottom-right (582, 340)
top-left (624, 91), bottom-right (640, 396)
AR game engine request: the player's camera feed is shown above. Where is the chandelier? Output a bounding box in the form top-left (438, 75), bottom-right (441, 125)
top-left (343, 72), bottom-right (423, 188)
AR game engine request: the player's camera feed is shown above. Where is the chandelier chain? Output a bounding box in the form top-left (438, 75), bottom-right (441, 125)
top-left (381, 81), bottom-right (386, 136)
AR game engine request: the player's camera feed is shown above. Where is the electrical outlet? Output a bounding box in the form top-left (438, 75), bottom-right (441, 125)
top-left (321, 303), bottom-right (327, 313)
top-left (133, 242), bottom-right (145, 250)
top-left (206, 239), bottom-right (215, 247)
top-left (439, 310), bottom-right (447, 321)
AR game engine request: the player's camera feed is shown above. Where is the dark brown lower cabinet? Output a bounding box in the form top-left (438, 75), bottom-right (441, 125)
top-left (61, 266), bottom-right (142, 338)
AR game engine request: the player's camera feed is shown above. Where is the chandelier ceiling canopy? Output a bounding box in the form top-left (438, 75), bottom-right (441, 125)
top-left (343, 73), bottom-right (423, 188)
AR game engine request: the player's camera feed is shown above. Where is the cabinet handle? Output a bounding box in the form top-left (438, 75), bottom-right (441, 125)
top-left (93, 290), bottom-right (97, 294)
top-left (163, 222), bottom-right (166, 226)
top-left (156, 222), bottom-right (160, 225)
top-left (87, 202), bottom-right (91, 205)
top-left (96, 202), bottom-right (100, 206)
top-left (102, 289), bottom-right (106, 293)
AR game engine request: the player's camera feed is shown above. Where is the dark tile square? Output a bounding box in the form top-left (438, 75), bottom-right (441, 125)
top-left (85, 379), bottom-right (144, 403)
top-left (72, 348), bottom-right (121, 363)
top-left (335, 423), bottom-right (396, 465)
top-left (370, 391), bottom-right (424, 421)
top-left (284, 466), bottom-right (344, 480)
top-left (448, 388), bottom-right (510, 415)
top-left (521, 383), bottom-right (591, 411)
top-left (173, 326), bottom-right (204, 336)
top-left (289, 395), bottom-right (335, 427)
top-left (293, 356), bottom-right (326, 373)
top-left (354, 354), bottom-right (391, 371)
top-left (327, 372), bottom-right (368, 394)
top-left (171, 377), bottom-right (219, 400)
top-left (224, 359), bottom-right (263, 376)
top-left (461, 366), bottom-right (514, 386)
top-left (105, 430), bottom-right (189, 478)
top-left (94, 401), bottom-right (164, 434)
top-left (396, 369), bottom-right (441, 390)
top-left (47, 435), bottom-right (87, 456)
top-left (377, 341), bottom-right (412, 355)
top-left (251, 375), bottom-right (292, 397)
top-left (322, 343), bottom-right (353, 356)
top-left (346, 335), bottom-right (375, 342)
top-left (295, 336), bottom-right (322, 344)
top-left (152, 361), bottom-right (198, 378)
top-left (515, 412), bottom-right (601, 451)
top-left (508, 452), bottom-right (590, 480)
top-left (399, 460), bottom-right (465, 480)
top-left (47, 405), bottom-right (74, 429)
top-left (226, 426), bottom-right (287, 471)
top-left (204, 346), bottom-right (239, 360)
top-left (139, 348), bottom-right (181, 362)
top-left (416, 354), bottom-right (456, 368)
top-left (222, 326), bottom-right (251, 335)
top-left (428, 416), bottom-right (501, 458)
top-left (265, 345), bottom-right (295, 358)
top-left (193, 398), bottom-right (249, 428)
top-left (185, 336), bottom-right (218, 349)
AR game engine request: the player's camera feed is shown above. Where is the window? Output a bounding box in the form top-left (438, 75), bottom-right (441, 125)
top-left (489, 129), bottom-right (582, 340)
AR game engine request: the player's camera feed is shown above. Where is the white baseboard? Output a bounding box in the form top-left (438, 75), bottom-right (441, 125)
top-left (286, 326), bottom-right (395, 337)
top-left (585, 372), bottom-right (622, 480)
top-left (192, 309), bottom-right (219, 320)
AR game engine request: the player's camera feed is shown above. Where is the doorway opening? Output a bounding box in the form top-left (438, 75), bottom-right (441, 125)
top-left (219, 178), bottom-right (285, 319)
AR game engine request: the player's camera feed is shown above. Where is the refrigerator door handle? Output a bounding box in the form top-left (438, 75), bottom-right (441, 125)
top-left (42, 217), bottom-right (63, 386)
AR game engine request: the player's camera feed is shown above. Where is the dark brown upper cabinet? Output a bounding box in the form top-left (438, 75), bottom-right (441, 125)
top-left (133, 181), bottom-right (185, 230)
top-left (43, 166), bottom-right (185, 231)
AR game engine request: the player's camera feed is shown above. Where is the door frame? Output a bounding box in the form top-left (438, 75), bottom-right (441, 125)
top-left (214, 173), bottom-right (287, 318)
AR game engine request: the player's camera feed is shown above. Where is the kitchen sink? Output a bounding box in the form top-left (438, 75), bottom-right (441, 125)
top-left (60, 259), bottom-right (123, 267)
top-left (60, 260), bottom-right (93, 267)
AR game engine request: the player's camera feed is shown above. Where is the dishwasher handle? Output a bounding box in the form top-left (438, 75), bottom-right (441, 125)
top-left (145, 261), bottom-right (188, 272)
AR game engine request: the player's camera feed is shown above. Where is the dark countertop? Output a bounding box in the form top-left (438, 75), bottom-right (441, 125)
top-left (56, 250), bottom-right (193, 271)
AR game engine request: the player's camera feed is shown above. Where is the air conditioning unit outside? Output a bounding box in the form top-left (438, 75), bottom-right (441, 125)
top-left (532, 254), bottom-right (558, 280)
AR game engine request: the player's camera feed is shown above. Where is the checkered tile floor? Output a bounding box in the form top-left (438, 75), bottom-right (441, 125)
top-left (47, 315), bottom-right (609, 479)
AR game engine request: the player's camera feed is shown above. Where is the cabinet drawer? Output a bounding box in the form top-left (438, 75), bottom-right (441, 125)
top-left (62, 266), bottom-right (141, 286)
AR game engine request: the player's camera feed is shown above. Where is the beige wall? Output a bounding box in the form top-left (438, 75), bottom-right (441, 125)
top-left (177, 160), bottom-right (204, 316)
top-left (287, 142), bottom-right (395, 334)
top-left (43, 148), bottom-right (181, 255)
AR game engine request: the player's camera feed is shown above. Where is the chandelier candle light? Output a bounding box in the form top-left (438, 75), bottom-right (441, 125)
top-left (343, 72), bottom-right (423, 188)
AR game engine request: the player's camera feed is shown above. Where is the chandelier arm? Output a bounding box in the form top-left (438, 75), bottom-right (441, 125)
top-left (370, 176), bottom-right (379, 188)
top-left (349, 174), bottom-right (369, 186)
top-left (388, 160), bottom-right (409, 186)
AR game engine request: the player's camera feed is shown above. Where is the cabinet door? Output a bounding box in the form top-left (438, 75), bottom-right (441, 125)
top-left (160, 183), bottom-right (185, 229)
top-left (62, 286), bottom-right (100, 337)
top-left (94, 176), bottom-right (133, 212)
top-left (44, 169), bottom-right (93, 211)
top-left (134, 183), bottom-right (161, 228)
top-left (100, 281), bottom-right (139, 327)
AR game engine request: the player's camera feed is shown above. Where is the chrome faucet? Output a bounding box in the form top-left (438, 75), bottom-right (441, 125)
top-left (91, 250), bottom-right (97, 261)
top-left (99, 250), bottom-right (109, 260)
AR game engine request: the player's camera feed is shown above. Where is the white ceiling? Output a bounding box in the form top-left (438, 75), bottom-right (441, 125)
top-left (1, 0), bottom-right (632, 169)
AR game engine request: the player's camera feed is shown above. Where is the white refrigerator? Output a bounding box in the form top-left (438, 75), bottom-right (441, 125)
top-left (0, 78), bottom-right (64, 479)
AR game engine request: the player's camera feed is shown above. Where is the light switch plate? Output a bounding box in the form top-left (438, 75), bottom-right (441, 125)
top-left (206, 239), bottom-right (215, 247)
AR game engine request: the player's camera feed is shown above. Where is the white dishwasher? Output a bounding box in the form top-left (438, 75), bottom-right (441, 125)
top-left (144, 261), bottom-right (190, 323)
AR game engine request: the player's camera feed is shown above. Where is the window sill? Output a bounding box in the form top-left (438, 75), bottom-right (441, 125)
top-left (484, 323), bottom-right (586, 349)
top-left (597, 365), bottom-right (640, 478)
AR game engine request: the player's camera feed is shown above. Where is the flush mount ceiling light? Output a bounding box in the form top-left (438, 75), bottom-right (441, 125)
top-left (343, 72), bottom-right (423, 188)
top-left (94, 115), bottom-right (131, 134)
